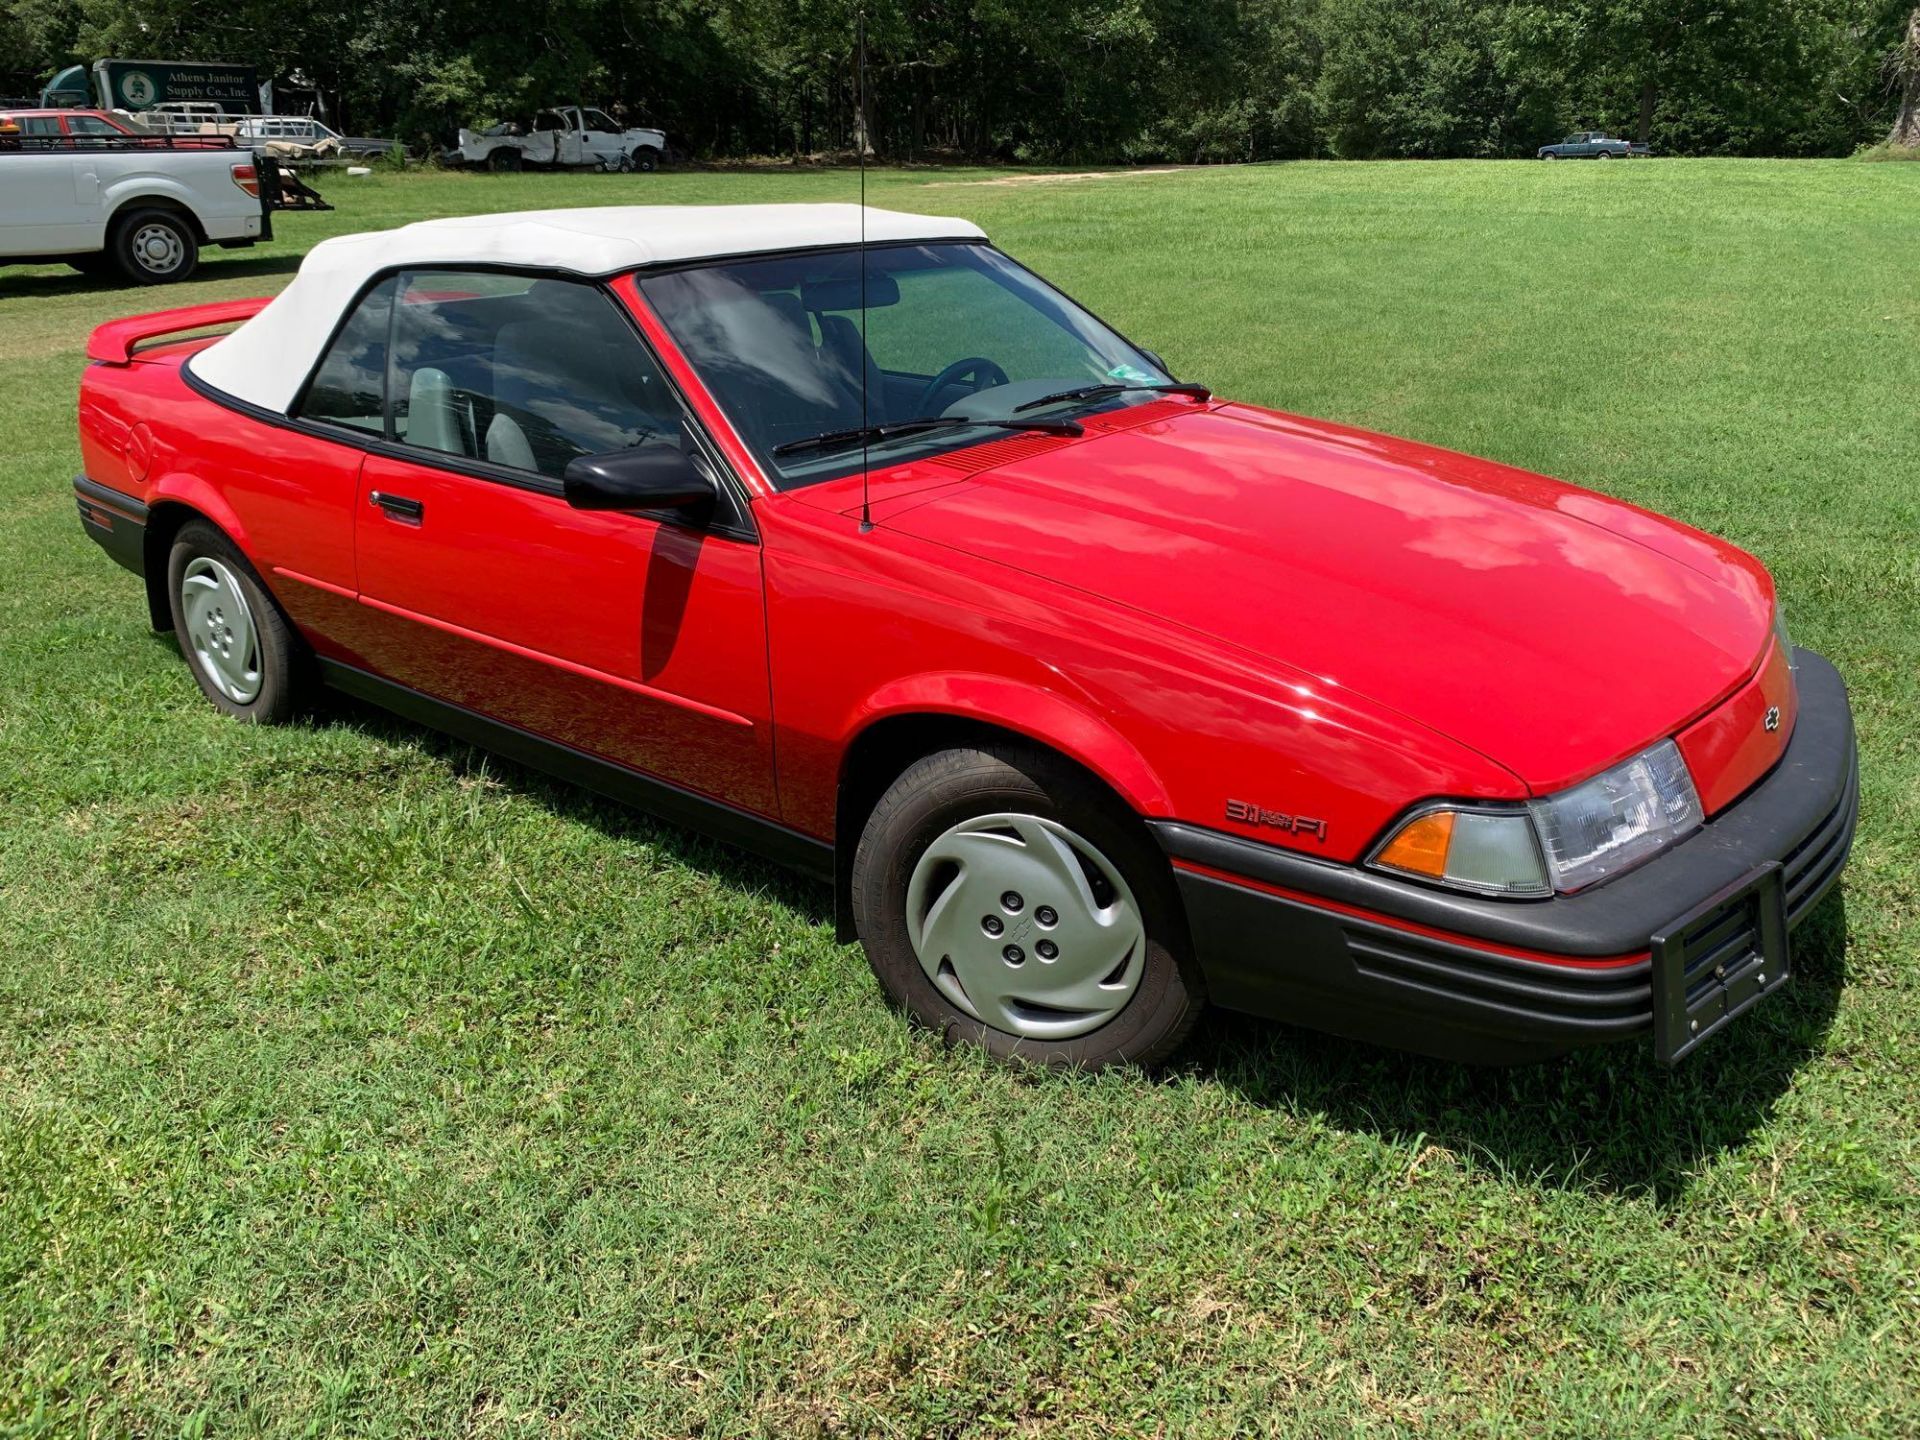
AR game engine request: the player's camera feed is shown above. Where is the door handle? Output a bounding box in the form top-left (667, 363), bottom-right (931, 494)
top-left (370, 491), bottom-right (424, 524)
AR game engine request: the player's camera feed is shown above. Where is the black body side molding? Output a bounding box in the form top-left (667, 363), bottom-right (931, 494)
top-left (319, 661), bottom-right (834, 883)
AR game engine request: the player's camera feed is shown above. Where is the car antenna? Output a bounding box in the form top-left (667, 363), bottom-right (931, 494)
top-left (857, 8), bottom-right (874, 534)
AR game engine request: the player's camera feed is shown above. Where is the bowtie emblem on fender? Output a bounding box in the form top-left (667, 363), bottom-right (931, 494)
top-left (1763, 706), bottom-right (1781, 733)
top-left (1225, 799), bottom-right (1329, 842)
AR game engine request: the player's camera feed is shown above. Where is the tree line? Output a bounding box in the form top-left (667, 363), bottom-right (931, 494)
top-left (4, 0), bottom-right (1916, 160)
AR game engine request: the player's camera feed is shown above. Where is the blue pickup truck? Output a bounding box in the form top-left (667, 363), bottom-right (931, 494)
top-left (1537, 131), bottom-right (1650, 160)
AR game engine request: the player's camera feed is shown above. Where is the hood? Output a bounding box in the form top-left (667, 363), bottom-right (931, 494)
top-left (882, 403), bottom-right (1774, 794)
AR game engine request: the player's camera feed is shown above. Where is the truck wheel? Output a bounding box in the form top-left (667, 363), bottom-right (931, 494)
top-left (851, 743), bottom-right (1205, 1070)
top-left (1597, 150), bottom-right (1615, 160)
top-left (165, 521), bottom-right (310, 723)
top-left (110, 208), bottom-right (198, 285)
top-left (634, 146), bottom-right (660, 173)
top-left (488, 147), bottom-right (522, 172)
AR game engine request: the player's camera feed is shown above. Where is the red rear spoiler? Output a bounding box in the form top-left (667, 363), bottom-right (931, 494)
top-left (85, 297), bottom-right (272, 366)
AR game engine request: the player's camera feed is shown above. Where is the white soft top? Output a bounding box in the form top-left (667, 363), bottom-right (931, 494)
top-left (190, 204), bottom-right (986, 414)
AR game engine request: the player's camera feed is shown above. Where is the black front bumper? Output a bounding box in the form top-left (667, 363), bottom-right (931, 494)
top-left (1154, 648), bottom-right (1858, 1064)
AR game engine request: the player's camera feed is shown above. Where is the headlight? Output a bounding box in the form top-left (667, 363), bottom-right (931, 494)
top-left (1370, 739), bottom-right (1704, 898)
top-left (1528, 739), bottom-right (1703, 892)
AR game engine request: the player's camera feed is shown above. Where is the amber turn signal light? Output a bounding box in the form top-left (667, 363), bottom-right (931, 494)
top-left (1374, 810), bottom-right (1454, 878)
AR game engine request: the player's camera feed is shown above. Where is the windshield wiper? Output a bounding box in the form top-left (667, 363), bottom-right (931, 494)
top-left (772, 414), bottom-right (1082, 459)
top-left (1012, 381), bottom-right (1212, 415)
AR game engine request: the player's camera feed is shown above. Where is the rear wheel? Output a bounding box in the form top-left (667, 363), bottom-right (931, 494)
top-left (487, 147), bottom-right (522, 172)
top-left (109, 207), bottom-right (198, 284)
top-left (852, 744), bottom-right (1204, 1069)
top-left (1597, 150), bottom-right (1615, 160)
top-left (165, 521), bottom-right (309, 723)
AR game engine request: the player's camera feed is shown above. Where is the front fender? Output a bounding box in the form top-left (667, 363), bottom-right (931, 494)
top-left (849, 671), bottom-right (1173, 816)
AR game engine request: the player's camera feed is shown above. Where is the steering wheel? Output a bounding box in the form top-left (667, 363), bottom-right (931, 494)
top-left (915, 357), bottom-right (1009, 416)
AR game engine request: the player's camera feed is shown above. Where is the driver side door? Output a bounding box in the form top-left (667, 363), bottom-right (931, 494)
top-left (301, 268), bottom-right (779, 817)
top-left (578, 109), bottom-right (623, 165)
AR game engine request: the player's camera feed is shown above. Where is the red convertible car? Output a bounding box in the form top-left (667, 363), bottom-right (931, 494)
top-left (74, 204), bottom-right (1856, 1068)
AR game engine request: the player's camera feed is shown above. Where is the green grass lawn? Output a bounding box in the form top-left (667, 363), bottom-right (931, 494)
top-left (2, 160), bottom-right (1917, 1436)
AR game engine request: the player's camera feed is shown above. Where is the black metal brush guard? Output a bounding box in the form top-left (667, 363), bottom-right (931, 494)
top-left (1651, 861), bottom-right (1789, 1065)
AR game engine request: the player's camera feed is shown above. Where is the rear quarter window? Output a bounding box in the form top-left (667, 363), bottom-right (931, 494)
top-left (296, 278), bottom-right (397, 433)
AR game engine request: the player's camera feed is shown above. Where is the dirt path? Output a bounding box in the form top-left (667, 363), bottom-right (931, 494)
top-left (919, 168), bottom-right (1186, 188)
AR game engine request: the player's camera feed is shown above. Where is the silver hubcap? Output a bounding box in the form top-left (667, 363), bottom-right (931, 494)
top-left (180, 557), bottom-right (262, 703)
top-left (132, 223), bottom-right (184, 274)
top-left (905, 813), bottom-right (1145, 1040)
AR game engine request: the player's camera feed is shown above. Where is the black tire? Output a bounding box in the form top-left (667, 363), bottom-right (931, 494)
top-left (488, 147), bottom-right (523, 172)
top-left (108, 207), bottom-right (198, 285)
top-left (165, 521), bottom-right (309, 723)
top-left (634, 146), bottom-right (660, 173)
top-left (851, 743), bottom-right (1205, 1069)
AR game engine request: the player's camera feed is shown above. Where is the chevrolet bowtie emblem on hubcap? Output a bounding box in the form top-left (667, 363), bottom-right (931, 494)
top-left (1763, 705), bottom-right (1781, 732)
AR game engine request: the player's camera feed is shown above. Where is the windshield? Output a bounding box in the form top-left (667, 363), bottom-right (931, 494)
top-left (637, 242), bottom-right (1172, 488)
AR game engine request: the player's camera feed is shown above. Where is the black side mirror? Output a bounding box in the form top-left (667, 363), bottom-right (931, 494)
top-left (563, 442), bottom-right (715, 514)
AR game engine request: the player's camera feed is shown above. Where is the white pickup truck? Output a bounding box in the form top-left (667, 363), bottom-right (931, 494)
top-left (0, 133), bottom-right (328, 284)
top-left (448, 106), bottom-right (667, 173)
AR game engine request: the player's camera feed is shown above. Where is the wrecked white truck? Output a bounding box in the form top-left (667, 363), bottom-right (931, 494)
top-left (446, 106), bottom-right (666, 173)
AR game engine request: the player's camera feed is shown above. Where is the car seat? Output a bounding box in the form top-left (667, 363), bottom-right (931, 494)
top-left (406, 367), bottom-right (467, 455)
top-left (813, 312), bottom-right (887, 423)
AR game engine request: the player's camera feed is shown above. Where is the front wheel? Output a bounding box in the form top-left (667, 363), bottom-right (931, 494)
top-left (165, 521), bottom-right (309, 723)
top-left (851, 744), bottom-right (1205, 1069)
top-left (633, 146), bottom-right (660, 173)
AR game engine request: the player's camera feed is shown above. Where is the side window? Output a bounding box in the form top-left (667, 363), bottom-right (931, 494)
top-left (583, 110), bottom-right (618, 133)
top-left (387, 271), bottom-right (683, 480)
top-left (21, 117), bottom-right (61, 136)
top-left (68, 116), bottom-right (119, 135)
top-left (296, 277), bottom-right (395, 433)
